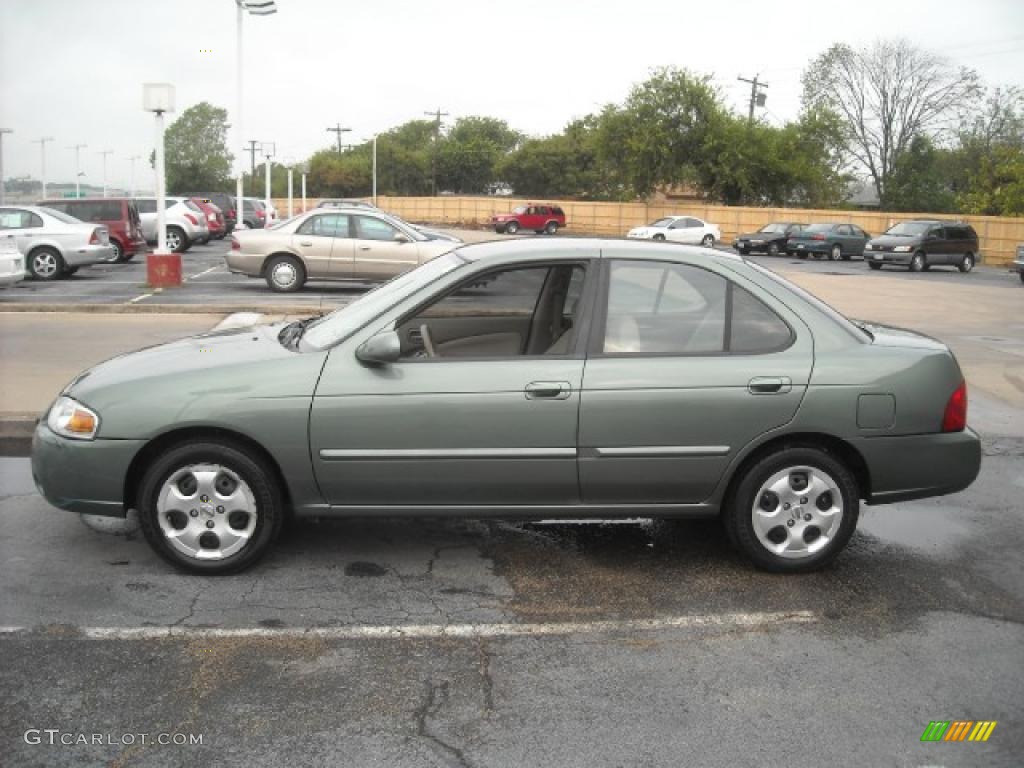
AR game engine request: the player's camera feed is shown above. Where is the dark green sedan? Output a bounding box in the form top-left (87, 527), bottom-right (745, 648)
top-left (32, 239), bottom-right (981, 574)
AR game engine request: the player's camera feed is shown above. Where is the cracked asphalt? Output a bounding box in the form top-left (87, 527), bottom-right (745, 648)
top-left (1, 228), bottom-right (1023, 767)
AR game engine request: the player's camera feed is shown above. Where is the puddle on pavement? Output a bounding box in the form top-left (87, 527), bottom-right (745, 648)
top-left (858, 503), bottom-right (971, 556)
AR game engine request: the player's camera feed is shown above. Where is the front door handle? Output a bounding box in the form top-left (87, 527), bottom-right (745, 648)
top-left (748, 376), bottom-right (792, 394)
top-left (298, 240), bottom-right (313, 246)
top-left (359, 245), bottom-right (371, 251)
top-left (525, 381), bottom-right (571, 400)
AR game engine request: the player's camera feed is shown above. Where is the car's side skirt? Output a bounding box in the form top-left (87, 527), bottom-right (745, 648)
top-left (294, 502), bottom-right (719, 519)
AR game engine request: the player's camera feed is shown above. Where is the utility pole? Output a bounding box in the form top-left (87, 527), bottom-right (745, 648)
top-left (737, 74), bottom-right (768, 123)
top-left (423, 107), bottom-right (449, 196)
top-left (326, 123), bottom-right (351, 154)
top-left (244, 139), bottom-right (259, 197)
top-left (128, 155), bottom-right (141, 197)
top-left (98, 149), bottom-right (113, 197)
top-left (0, 129), bottom-right (12, 204)
top-left (33, 136), bottom-right (54, 199)
top-left (68, 143), bottom-right (87, 197)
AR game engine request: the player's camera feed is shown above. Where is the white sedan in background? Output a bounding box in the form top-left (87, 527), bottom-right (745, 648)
top-left (0, 205), bottom-right (112, 280)
top-left (627, 215), bottom-right (721, 247)
top-left (0, 234), bottom-right (25, 286)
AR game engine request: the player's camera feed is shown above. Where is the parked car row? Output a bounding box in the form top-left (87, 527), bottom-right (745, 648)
top-left (0, 204), bottom-right (114, 280)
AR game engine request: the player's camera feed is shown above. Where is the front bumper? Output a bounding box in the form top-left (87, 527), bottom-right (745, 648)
top-left (0, 252), bottom-right (25, 285)
top-left (865, 248), bottom-right (913, 265)
top-left (66, 244), bottom-right (113, 267)
top-left (31, 423), bottom-right (144, 518)
top-left (1012, 258), bottom-right (1024, 274)
top-left (858, 427), bottom-right (982, 505)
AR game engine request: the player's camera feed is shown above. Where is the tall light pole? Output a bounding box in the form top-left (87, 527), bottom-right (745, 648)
top-left (300, 161), bottom-right (308, 213)
top-left (284, 156), bottom-right (294, 218)
top-left (67, 143), bottom-right (87, 198)
top-left (128, 155), bottom-right (141, 197)
top-left (235, 1), bottom-right (278, 220)
top-left (0, 129), bottom-right (11, 205)
top-left (32, 136), bottom-right (54, 199)
top-left (143, 83), bottom-right (176, 258)
top-left (261, 142), bottom-right (274, 225)
top-left (98, 149), bottom-right (113, 197)
top-left (363, 135), bottom-right (378, 206)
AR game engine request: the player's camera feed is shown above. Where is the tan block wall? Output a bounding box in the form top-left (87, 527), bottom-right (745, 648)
top-left (273, 196), bottom-right (1024, 267)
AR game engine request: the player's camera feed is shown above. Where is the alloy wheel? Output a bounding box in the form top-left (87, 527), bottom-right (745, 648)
top-left (33, 251), bottom-right (59, 278)
top-left (751, 465), bottom-right (844, 560)
top-left (166, 229), bottom-right (183, 252)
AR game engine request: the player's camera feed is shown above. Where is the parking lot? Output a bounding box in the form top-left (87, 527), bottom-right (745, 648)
top-left (1, 226), bottom-right (1023, 767)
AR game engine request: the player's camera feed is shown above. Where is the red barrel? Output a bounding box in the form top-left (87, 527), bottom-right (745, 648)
top-left (146, 252), bottom-right (182, 288)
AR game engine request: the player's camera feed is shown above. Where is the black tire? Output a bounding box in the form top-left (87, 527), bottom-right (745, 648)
top-left (264, 254), bottom-right (306, 292)
top-left (868, 262), bottom-right (883, 270)
top-left (165, 226), bottom-right (188, 253)
top-left (1019, 271), bottom-right (1024, 284)
top-left (958, 252), bottom-right (975, 273)
top-left (653, 234), bottom-right (666, 241)
top-left (494, 225), bottom-right (506, 234)
top-left (28, 247), bottom-right (65, 281)
top-left (738, 244), bottom-right (749, 255)
top-left (767, 242), bottom-right (780, 257)
top-left (909, 251), bottom-right (926, 272)
top-left (105, 239), bottom-right (125, 263)
top-left (545, 221), bottom-right (559, 235)
top-left (702, 234), bottom-right (715, 248)
top-left (724, 445), bottom-right (860, 573)
top-left (505, 221), bottom-right (520, 235)
top-left (830, 244), bottom-right (842, 261)
top-left (138, 440), bottom-right (284, 575)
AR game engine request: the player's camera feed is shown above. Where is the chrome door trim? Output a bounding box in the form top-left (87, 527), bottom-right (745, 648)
top-left (319, 447), bottom-right (577, 460)
top-left (592, 446), bottom-right (731, 458)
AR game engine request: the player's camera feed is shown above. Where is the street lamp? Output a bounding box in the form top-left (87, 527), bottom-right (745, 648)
top-left (0, 129), bottom-right (11, 205)
top-left (362, 134), bottom-right (378, 207)
top-left (98, 149), bottom-right (113, 198)
top-left (235, 1), bottom-right (279, 221)
top-left (284, 155), bottom-right (295, 218)
top-left (67, 143), bottom-right (87, 198)
top-left (261, 141), bottom-right (275, 225)
top-left (128, 155), bottom-right (141, 197)
top-left (32, 136), bottom-right (54, 199)
top-left (300, 161), bottom-right (308, 213)
top-left (143, 82), bottom-right (180, 287)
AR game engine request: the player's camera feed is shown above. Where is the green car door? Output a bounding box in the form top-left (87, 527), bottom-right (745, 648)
top-left (578, 256), bottom-right (814, 504)
top-left (308, 259), bottom-right (593, 508)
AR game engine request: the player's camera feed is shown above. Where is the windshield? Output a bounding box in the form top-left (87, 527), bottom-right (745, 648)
top-left (301, 251), bottom-right (470, 349)
top-left (758, 223), bottom-right (787, 234)
top-left (39, 207), bottom-right (82, 224)
top-left (884, 221), bottom-right (932, 236)
top-left (512, 206), bottom-right (527, 214)
top-left (649, 217), bottom-right (673, 227)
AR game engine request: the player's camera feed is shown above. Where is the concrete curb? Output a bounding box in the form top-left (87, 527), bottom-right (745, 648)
top-left (0, 415), bottom-right (36, 457)
top-left (0, 303), bottom-right (329, 315)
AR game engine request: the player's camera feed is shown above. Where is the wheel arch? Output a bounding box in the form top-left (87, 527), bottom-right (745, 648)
top-left (123, 426), bottom-right (295, 518)
top-left (718, 431), bottom-right (872, 511)
top-left (259, 250), bottom-right (303, 276)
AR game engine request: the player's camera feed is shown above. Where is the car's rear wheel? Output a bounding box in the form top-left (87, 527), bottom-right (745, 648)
top-left (702, 234), bottom-right (715, 248)
top-left (767, 242), bottom-right (780, 257)
top-left (958, 252), bottom-right (975, 273)
top-left (494, 225), bottom-right (506, 234)
top-left (265, 254), bottom-right (306, 292)
top-left (138, 441), bottom-right (283, 575)
top-left (505, 221), bottom-right (520, 235)
top-left (165, 226), bottom-right (187, 253)
top-left (910, 252), bottom-right (926, 272)
top-left (725, 446), bottom-right (859, 572)
top-left (868, 261), bottom-right (883, 270)
top-left (28, 247), bottom-right (64, 280)
top-left (830, 244), bottom-right (842, 261)
top-left (545, 221), bottom-right (559, 235)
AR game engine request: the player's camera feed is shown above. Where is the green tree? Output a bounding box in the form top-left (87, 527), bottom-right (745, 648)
top-left (436, 117), bottom-right (521, 194)
top-left (156, 102), bottom-right (233, 194)
top-left (884, 136), bottom-right (957, 212)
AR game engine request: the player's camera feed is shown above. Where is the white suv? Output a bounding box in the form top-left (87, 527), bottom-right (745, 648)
top-left (134, 197), bottom-right (210, 252)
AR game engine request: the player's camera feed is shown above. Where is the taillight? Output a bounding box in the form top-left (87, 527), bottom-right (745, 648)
top-left (89, 229), bottom-right (100, 244)
top-left (256, 210), bottom-right (265, 218)
top-left (812, 233), bottom-right (825, 241)
top-left (942, 380), bottom-right (967, 432)
top-left (231, 237), bottom-right (240, 251)
top-left (185, 213), bottom-right (198, 225)
top-left (207, 213), bottom-right (216, 222)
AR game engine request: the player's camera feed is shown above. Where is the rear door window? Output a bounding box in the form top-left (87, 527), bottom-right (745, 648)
top-left (135, 199), bottom-right (157, 214)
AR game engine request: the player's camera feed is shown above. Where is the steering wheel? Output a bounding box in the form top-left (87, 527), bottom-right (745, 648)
top-left (419, 323), bottom-right (438, 358)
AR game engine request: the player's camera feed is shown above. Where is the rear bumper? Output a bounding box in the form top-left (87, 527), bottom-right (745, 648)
top-left (65, 244), bottom-right (112, 267)
top-left (790, 242), bottom-right (828, 255)
top-left (224, 251), bottom-right (264, 276)
top-left (858, 427), bottom-right (982, 505)
top-left (124, 236), bottom-right (148, 256)
top-left (31, 423), bottom-right (144, 518)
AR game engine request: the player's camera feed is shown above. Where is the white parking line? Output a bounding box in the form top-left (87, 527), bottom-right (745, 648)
top-left (0, 611), bottom-right (816, 640)
top-left (127, 292), bottom-right (154, 303)
top-left (186, 265), bottom-right (222, 281)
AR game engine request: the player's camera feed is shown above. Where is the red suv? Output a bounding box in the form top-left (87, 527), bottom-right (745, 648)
top-left (492, 204), bottom-right (566, 235)
top-left (38, 197), bottom-right (146, 263)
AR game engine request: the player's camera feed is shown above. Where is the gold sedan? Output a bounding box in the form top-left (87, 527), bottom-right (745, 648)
top-left (226, 208), bottom-right (460, 292)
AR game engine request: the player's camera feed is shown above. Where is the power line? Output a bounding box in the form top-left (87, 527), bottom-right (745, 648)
top-left (737, 74), bottom-right (768, 123)
top-left (326, 123), bottom-right (351, 154)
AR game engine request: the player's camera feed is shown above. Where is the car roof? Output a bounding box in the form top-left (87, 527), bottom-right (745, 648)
top-left (454, 236), bottom-right (742, 265)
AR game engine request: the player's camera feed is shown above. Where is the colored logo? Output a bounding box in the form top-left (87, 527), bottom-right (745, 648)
top-left (921, 720), bottom-right (997, 742)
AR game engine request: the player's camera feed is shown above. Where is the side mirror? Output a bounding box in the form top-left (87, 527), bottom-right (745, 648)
top-left (356, 330), bottom-right (401, 365)
top-left (394, 232), bottom-right (411, 244)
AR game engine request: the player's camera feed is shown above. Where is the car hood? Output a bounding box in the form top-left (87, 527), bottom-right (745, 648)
top-left (869, 235), bottom-right (921, 248)
top-left (64, 323), bottom-right (328, 438)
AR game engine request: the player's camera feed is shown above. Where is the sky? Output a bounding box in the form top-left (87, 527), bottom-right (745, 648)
top-left (1, 0), bottom-right (1023, 190)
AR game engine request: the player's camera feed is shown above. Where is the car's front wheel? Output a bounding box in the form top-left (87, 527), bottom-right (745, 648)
top-left (104, 239), bottom-right (124, 263)
top-left (653, 234), bottom-right (666, 241)
top-left (265, 254), bottom-right (306, 292)
top-left (138, 440), bottom-right (284, 575)
top-left (724, 445), bottom-right (859, 572)
top-left (830, 244), bottom-right (842, 261)
top-left (702, 234), bottom-right (715, 248)
top-left (767, 242), bottom-right (780, 257)
top-left (165, 226), bottom-right (187, 253)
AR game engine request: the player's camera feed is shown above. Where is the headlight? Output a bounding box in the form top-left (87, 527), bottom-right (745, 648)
top-left (46, 396), bottom-right (100, 440)
top-left (893, 245), bottom-right (912, 252)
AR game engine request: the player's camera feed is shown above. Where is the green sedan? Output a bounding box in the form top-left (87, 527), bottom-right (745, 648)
top-left (31, 239), bottom-right (981, 574)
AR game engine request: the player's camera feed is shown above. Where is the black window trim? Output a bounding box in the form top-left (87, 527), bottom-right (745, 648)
top-left (587, 257), bottom-right (796, 360)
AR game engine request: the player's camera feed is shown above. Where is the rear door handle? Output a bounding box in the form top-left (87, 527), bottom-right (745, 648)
top-left (525, 381), bottom-right (571, 400)
top-left (748, 376), bottom-right (792, 394)
top-left (359, 245), bottom-right (371, 251)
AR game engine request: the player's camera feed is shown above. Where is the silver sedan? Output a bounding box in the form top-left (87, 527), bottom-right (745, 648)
top-left (0, 205), bottom-right (113, 280)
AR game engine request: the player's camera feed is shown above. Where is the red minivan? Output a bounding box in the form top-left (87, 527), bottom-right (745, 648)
top-left (38, 197), bottom-right (147, 263)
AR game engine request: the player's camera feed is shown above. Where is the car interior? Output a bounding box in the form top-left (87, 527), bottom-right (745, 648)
top-left (397, 264), bottom-right (585, 359)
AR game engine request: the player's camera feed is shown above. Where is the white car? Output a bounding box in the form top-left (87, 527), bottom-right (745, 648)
top-left (134, 197), bottom-right (210, 252)
top-left (627, 216), bottom-right (721, 247)
top-left (0, 234), bottom-right (25, 286)
top-left (0, 205), bottom-right (112, 280)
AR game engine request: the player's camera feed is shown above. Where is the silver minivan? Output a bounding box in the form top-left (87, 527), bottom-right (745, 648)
top-left (134, 197), bottom-right (210, 252)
